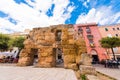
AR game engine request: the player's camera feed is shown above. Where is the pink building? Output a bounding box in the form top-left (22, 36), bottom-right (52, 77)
top-left (74, 23), bottom-right (108, 62)
top-left (98, 24), bottom-right (120, 59)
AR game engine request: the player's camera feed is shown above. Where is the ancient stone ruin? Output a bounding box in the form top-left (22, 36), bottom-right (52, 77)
top-left (17, 24), bottom-right (87, 70)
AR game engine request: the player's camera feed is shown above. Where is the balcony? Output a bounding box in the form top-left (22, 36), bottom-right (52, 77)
top-left (87, 35), bottom-right (93, 39)
top-left (86, 29), bottom-right (91, 33)
top-left (90, 43), bottom-right (95, 48)
top-left (78, 28), bottom-right (83, 33)
top-left (86, 27), bottom-right (91, 33)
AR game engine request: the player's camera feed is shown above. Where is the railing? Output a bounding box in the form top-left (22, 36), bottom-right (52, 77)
top-left (90, 43), bottom-right (95, 48)
top-left (87, 35), bottom-right (93, 39)
top-left (86, 29), bottom-right (91, 33)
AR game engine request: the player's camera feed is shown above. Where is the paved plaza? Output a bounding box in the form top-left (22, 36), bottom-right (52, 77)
top-left (0, 64), bottom-right (77, 80)
top-left (94, 64), bottom-right (120, 80)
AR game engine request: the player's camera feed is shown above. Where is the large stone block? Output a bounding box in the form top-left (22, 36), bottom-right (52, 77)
top-left (40, 52), bottom-right (49, 57)
top-left (69, 49), bottom-right (76, 54)
top-left (45, 36), bottom-right (55, 41)
top-left (64, 54), bottom-right (76, 63)
top-left (45, 56), bottom-right (55, 63)
top-left (37, 36), bottom-right (45, 40)
top-left (81, 53), bottom-right (92, 66)
top-left (62, 45), bottom-right (75, 49)
top-left (64, 63), bottom-right (78, 70)
top-left (61, 40), bottom-right (68, 45)
top-left (68, 39), bottom-right (75, 44)
top-left (18, 57), bottom-right (33, 66)
top-left (79, 65), bottom-right (96, 75)
top-left (76, 56), bottom-right (81, 64)
top-left (37, 40), bottom-right (47, 44)
top-left (75, 70), bottom-right (81, 79)
top-left (86, 75), bottom-right (100, 80)
top-left (63, 49), bottom-right (76, 55)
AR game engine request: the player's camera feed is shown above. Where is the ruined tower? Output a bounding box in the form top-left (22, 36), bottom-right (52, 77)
top-left (17, 24), bottom-right (87, 70)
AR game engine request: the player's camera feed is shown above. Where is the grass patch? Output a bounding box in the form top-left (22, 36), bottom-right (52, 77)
top-left (81, 74), bottom-right (86, 80)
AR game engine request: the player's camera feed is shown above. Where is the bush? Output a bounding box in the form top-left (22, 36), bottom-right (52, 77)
top-left (81, 74), bottom-right (86, 80)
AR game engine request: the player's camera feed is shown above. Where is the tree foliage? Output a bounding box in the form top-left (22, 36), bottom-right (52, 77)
top-left (0, 33), bottom-right (25, 51)
top-left (0, 33), bottom-right (10, 51)
top-left (100, 37), bottom-right (120, 48)
top-left (100, 37), bottom-right (120, 60)
top-left (9, 37), bottom-right (25, 49)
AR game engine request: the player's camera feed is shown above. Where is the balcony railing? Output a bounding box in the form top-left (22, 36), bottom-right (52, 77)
top-left (87, 35), bottom-right (93, 39)
top-left (78, 29), bottom-right (83, 33)
top-left (90, 43), bottom-right (95, 48)
top-left (86, 29), bottom-right (91, 33)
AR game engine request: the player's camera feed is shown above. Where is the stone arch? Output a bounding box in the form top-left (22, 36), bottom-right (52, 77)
top-left (90, 49), bottom-right (99, 64)
top-left (90, 49), bottom-right (98, 55)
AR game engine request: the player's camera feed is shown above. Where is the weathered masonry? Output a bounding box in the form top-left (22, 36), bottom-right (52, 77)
top-left (17, 24), bottom-right (87, 70)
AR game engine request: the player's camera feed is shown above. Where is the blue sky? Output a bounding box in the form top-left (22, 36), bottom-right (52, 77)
top-left (0, 0), bottom-right (120, 33)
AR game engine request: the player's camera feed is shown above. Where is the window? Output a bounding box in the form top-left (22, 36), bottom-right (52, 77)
top-left (115, 34), bottom-right (118, 37)
top-left (117, 27), bottom-right (119, 30)
top-left (78, 27), bottom-right (83, 35)
top-left (105, 28), bottom-right (108, 31)
top-left (113, 28), bottom-right (115, 30)
top-left (86, 27), bottom-right (91, 33)
top-left (87, 34), bottom-right (93, 39)
top-left (56, 30), bottom-right (62, 41)
top-left (89, 40), bottom-right (95, 48)
top-left (78, 27), bottom-right (83, 32)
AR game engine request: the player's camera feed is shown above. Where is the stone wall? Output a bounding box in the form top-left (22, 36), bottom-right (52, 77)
top-left (17, 24), bottom-right (87, 70)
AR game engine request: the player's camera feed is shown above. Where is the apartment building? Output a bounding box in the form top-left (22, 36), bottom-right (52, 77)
top-left (98, 24), bottom-right (120, 60)
top-left (74, 23), bottom-right (108, 62)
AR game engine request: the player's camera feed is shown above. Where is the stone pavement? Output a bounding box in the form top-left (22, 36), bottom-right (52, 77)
top-left (93, 64), bottom-right (120, 80)
top-left (0, 65), bottom-right (77, 80)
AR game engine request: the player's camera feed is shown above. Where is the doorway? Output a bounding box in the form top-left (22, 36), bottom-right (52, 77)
top-left (92, 55), bottom-right (99, 64)
top-left (31, 48), bottom-right (38, 65)
top-left (54, 48), bottom-right (64, 67)
top-left (91, 49), bottom-right (99, 64)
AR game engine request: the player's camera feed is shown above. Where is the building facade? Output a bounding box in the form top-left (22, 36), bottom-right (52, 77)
top-left (74, 23), bottom-right (107, 62)
top-left (98, 24), bottom-right (120, 60)
top-left (9, 29), bottom-right (30, 38)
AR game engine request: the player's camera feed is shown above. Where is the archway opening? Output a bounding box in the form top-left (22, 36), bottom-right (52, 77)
top-left (91, 50), bottom-right (99, 64)
top-left (92, 55), bottom-right (99, 64)
top-left (55, 48), bottom-right (64, 67)
top-left (31, 48), bottom-right (38, 66)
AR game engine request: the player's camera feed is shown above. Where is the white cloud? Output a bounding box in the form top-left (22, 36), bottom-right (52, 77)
top-left (87, 0), bottom-right (90, 3)
top-left (0, 0), bottom-right (75, 33)
top-left (76, 6), bottom-right (120, 25)
top-left (81, 0), bottom-right (90, 8)
top-left (0, 17), bottom-right (25, 33)
top-left (117, 19), bottom-right (120, 23)
top-left (83, 2), bottom-right (88, 8)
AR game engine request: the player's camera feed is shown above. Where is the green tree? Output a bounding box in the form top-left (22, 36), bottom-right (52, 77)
top-left (100, 37), bottom-right (120, 60)
top-left (9, 37), bottom-right (25, 50)
top-left (0, 33), bottom-right (10, 51)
